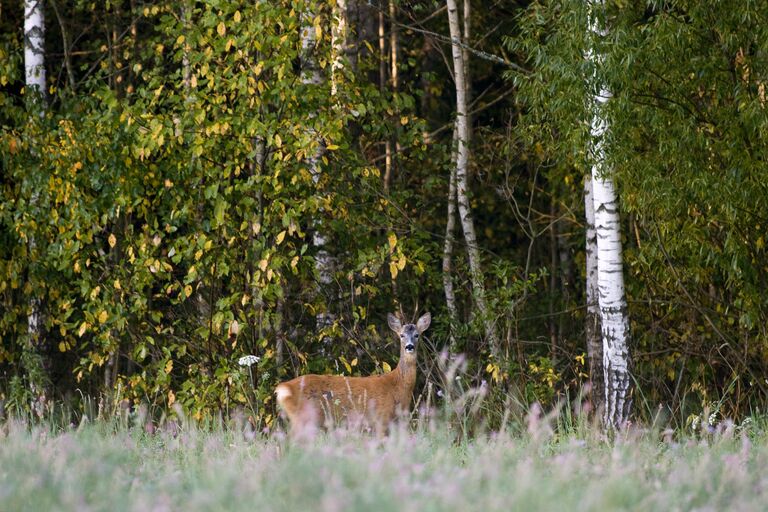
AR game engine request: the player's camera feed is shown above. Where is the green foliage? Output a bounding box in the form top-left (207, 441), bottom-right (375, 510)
top-left (1, 0), bottom-right (435, 422)
top-left (510, 0), bottom-right (768, 415)
top-left (607, 1), bottom-right (768, 414)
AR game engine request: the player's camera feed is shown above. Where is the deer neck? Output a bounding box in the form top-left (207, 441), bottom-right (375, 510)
top-left (395, 349), bottom-right (417, 392)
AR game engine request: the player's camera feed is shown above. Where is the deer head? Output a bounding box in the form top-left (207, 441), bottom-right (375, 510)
top-left (387, 312), bottom-right (431, 361)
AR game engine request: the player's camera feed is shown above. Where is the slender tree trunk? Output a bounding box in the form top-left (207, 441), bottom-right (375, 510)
top-left (24, 0), bottom-right (47, 399)
top-left (379, 8), bottom-right (392, 192)
top-left (389, 0), bottom-right (400, 182)
top-left (331, 0), bottom-right (347, 96)
top-left (462, 0), bottom-right (471, 143)
top-left (446, 0), bottom-right (499, 356)
top-left (584, 174), bottom-right (604, 412)
top-left (548, 201), bottom-right (558, 362)
top-left (302, 4), bottom-right (335, 336)
top-left (443, 0), bottom-right (472, 353)
top-left (557, 213), bottom-right (572, 349)
top-left (181, 2), bottom-right (192, 94)
top-left (22, 1), bottom-right (44, 92)
top-left (442, 127), bottom-right (459, 348)
top-left (587, 0), bottom-right (632, 430)
top-left (49, 0), bottom-right (75, 90)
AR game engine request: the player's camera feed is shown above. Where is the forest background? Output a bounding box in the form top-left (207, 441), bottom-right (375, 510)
top-left (1, 0), bottom-right (767, 431)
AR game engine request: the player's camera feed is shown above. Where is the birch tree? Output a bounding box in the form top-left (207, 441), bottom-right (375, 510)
top-left (587, 0), bottom-right (632, 429)
top-left (24, 1), bottom-right (45, 98)
top-left (330, 0), bottom-right (347, 97)
top-left (23, 0), bottom-right (47, 397)
top-left (443, 1), bottom-right (471, 348)
top-left (442, 127), bottom-right (459, 345)
top-left (446, 0), bottom-right (499, 356)
top-left (583, 174), bottom-right (604, 411)
top-left (302, 3), bottom-right (335, 336)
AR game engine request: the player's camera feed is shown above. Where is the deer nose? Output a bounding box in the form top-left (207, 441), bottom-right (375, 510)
top-left (405, 343), bottom-right (415, 353)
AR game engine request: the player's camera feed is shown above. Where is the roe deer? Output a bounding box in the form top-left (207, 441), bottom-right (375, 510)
top-left (275, 312), bottom-right (431, 434)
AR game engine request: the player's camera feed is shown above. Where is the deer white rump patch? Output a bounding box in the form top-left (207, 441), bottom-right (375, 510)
top-left (275, 384), bottom-right (292, 403)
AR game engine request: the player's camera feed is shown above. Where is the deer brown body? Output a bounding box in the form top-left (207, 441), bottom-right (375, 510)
top-left (275, 313), bottom-right (430, 433)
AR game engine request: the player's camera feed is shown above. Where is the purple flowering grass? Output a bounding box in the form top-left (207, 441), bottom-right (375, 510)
top-left (0, 417), bottom-right (766, 511)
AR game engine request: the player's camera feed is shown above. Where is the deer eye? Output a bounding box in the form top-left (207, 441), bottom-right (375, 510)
top-left (414, 334), bottom-right (419, 339)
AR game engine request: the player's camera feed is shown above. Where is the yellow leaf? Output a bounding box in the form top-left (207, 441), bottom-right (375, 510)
top-left (195, 249), bottom-right (203, 261)
top-left (168, 389), bottom-right (176, 406)
top-left (108, 233), bottom-right (117, 248)
top-left (351, 358), bottom-right (358, 367)
top-left (276, 230), bottom-right (286, 245)
top-left (58, 341), bottom-right (67, 352)
top-left (326, 143), bottom-right (339, 150)
top-left (291, 256), bottom-right (299, 269)
top-left (98, 310), bottom-right (108, 324)
top-left (217, 22), bottom-right (226, 36)
top-left (78, 322), bottom-right (88, 337)
top-left (400, 116), bottom-right (409, 125)
top-left (397, 255), bottom-right (406, 270)
top-left (184, 284), bottom-right (192, 298)
top-left (74, 261), bottom-right (81, 273)
top-left (389, 262), bottom-right (398, 279)
top-left (259, 259), bottom-right (268, 272)
top-left (387, 233), bottom-right (397, 252)
top-left (382, 361), bottom-right (392, 372)
top-left (176, 34), bottom-right (185, 45)
top-left (190, 74), bottom-right (197, 88)
top-left (234, 10), bottom-right (241, 23)
top-left (165, 360), bottom-right (173, 374)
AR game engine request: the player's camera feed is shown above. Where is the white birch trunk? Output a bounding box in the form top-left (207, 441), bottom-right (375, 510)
top-left (442, 127), bottom-right (459, 345)
top-left (25, 0), bottom-right (46, 97)
top-left (24, 0), bottom-right (46, 396)
top-left (446, 0), bottom-right (499, 356)
top-left (443, 1), bottom-right (472, 352)
top-left (330, 0), bottom-right (347, 97)
top-left (587, 0), bottom-right (632, 429)
top-left (584, 174), bottom-right (604, 411)
top-left (302, 6), bottom-right (335, 334)
top-left (462, 0), bottom-right (471, 144)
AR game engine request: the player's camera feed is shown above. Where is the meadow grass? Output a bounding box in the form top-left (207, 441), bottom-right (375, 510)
top-left (1, 412), bottom-right (766, 512)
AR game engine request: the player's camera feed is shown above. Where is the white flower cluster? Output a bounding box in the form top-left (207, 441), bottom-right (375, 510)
top-left (238, 355), bottom-right (260, 367)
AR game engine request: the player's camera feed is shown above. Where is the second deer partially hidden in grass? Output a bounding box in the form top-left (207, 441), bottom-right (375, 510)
top-left (275, 312), bottom-right (431, 435)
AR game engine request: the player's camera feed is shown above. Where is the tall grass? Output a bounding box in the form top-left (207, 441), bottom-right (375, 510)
top-left (1, 412), bottom-right (766, 512)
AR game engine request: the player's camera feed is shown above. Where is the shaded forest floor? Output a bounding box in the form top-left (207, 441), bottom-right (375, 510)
top-left (1, 415), bottom-right (767, 511)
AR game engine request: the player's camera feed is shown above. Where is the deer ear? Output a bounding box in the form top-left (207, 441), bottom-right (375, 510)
top-left (416, 312), bottom-right (431, 332)
top-left (387, 313), bottom-right (402, 332)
